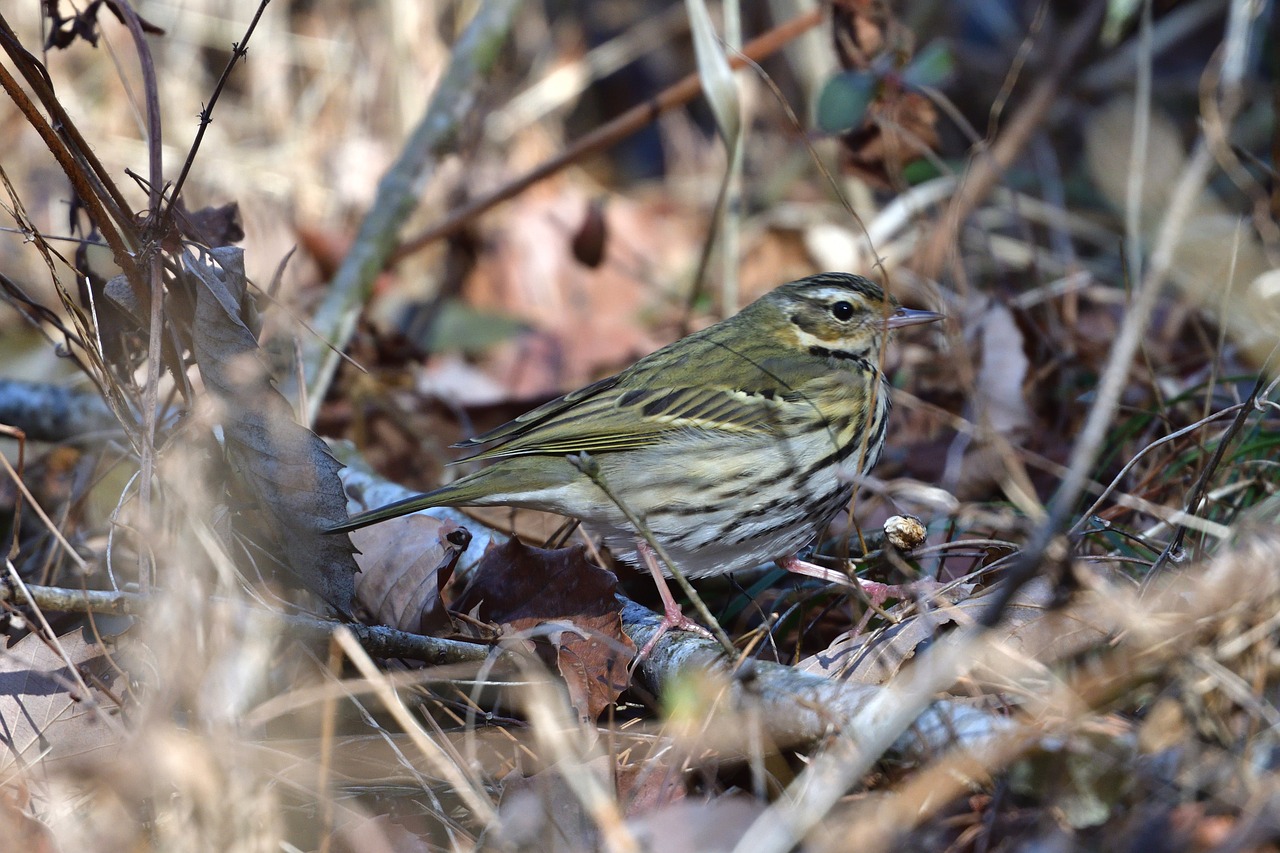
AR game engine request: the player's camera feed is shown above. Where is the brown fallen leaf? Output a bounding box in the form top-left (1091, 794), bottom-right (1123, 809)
top-left (0, 627), bottom-right (130, 774)
top-left (615, 757), bottom-right (687, 818)
top-left (349, 514), bottom-right (471, 635)
top-left (627, 795), bottom-right (767, 852)
top-left (495, 760), bottom-right (611, 852)
top-left (463, 186), bottom-right (694, 398)
top-left (455, 539), bottom-right (636, 722)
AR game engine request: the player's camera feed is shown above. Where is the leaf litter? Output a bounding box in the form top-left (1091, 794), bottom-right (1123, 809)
top-left (0, 0), bottom-right (1278, 850)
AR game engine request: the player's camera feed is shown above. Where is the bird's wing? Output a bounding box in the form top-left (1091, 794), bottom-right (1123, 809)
top-left (453, 331), bottom-right (828, 460)
top-left (452, 373), bottom-right (624, 450)
top-left (460, 384), bottom-right (790, 461)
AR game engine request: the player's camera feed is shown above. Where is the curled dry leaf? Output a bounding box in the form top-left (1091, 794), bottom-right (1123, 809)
top-left (454, 539), bottom-right (636, 722)
top-left (349, 514), bottom-right (471, 635)
top-left (883, 514), bottom-right (927, 550)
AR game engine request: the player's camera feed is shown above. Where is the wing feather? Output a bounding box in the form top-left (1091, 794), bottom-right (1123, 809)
top-left (461, 385), bottom-right (790, 462)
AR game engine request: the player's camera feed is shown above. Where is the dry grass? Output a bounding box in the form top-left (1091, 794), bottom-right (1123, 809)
top-left (1, 1), bottom-right (1278, 851)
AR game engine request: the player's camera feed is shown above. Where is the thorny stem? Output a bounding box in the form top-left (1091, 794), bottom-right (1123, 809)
top-left (164, 0), bottom-right (270, 221)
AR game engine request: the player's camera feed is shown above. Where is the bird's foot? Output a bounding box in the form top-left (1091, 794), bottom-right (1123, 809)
top-left (636, 603), bottom-right (713, 660)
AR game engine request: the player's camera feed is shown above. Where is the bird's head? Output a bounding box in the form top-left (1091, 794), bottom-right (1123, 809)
top-left (758, 273), bottom-right (943, 362)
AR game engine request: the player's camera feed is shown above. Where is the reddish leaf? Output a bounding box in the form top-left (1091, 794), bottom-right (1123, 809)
top-left (455, 539), bottom-right (635, 721)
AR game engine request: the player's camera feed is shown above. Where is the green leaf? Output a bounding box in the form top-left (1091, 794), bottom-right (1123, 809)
top-left (816, 71), bottom-right (876, 134)
top-left (685, 0), bottom-right (741, 144)
top-left (421, 299), bottom-right (526, 354)
top-left (901, 41), bottom-right (955, 89)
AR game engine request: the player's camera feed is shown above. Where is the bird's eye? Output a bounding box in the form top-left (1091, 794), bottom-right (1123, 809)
top-left (830, 300), bottom-right (855, 321)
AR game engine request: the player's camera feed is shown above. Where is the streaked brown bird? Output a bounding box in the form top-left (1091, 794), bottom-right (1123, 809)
top-left (330, 273), bottom-right (942, 639)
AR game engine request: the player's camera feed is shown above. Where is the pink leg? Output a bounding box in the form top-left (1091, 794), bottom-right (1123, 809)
top-left (776, 555), bottom-right (939, 608)
top-left (635, 540), bottom-right (712, 657)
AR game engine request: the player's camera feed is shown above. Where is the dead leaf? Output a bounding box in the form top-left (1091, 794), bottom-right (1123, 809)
top-left (455, 539), bottom-right (635, 722)
top-left (842, 91), bottom-right (940, 190)
top-left (615, 758), bottom-right (686, 817)
top-left (464, 187), bottom-right (696, 398)
top-left (828, 0), bottom-right (939, 189)
top-left (174, 201), bottom-right (244, 248)
top-left (799, 576), bottom-right (1107, 685)
top-left (970, 299), bottom-right (1031, 439)
top-left (349, 515), bottom-right (470, 634)
top-left (627, 795), bottom-right (767, 853)
top-left (496, 762), bottom-right (608, 852)
top-left (186, 246), bottom-right (359, 615)
top-left (0, 628), bottom-right (129, 774)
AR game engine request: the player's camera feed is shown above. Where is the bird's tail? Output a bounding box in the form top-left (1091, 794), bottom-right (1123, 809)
top-left (325, 460), bottom-right (562, 534)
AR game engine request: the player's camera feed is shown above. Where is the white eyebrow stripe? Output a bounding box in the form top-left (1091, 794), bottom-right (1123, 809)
top-left (805, 287), bottom-right (863, 303)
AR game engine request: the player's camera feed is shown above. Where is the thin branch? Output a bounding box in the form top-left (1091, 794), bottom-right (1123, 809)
top-left (913, 0), bottom-right (1106, 279)
top-left (109, 0), bottom-right (166, 593)
top-left (300, 0), bottom-right (522, 426)
top-left (0, 580), bottom-right (504, 666)
top-left (0, 46), bottom-right (137, 278)
top-left (389, 7), bottom-right (824, 265)
top-left (163, 0), bottom-right (270, 220)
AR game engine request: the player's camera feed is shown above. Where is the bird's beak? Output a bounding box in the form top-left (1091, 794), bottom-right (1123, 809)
top-left (886, 306), bottom-right (945, 329)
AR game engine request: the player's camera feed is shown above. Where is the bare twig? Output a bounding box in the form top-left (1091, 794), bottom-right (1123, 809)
top-left (300, 0), bottom-right (522, 425)
top-left (163, 0), bottom-right (270, 222)
top-left (0, 579), bottom-right (504, 666)
top-left (389, 7), bottom-right (824, 265)
top-left (0, 41), bottom-right (137, 278)
top-left (913, 0), bottom-right (1106, 279)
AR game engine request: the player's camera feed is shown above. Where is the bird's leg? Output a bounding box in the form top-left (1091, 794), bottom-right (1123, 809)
top-left (776, 555), bottom-right (938, 608)
top-left (635, 540), bottom-right (712, 657)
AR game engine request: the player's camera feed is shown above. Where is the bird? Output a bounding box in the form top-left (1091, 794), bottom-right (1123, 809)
top-left (329, 272), bottom-right (943, 641)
